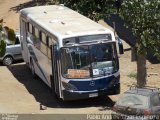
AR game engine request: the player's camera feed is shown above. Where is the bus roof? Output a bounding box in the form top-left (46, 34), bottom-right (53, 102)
top-left (20, 5), bottom-right (114, 40)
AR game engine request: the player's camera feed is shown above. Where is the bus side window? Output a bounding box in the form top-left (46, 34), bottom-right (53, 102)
top-left (32, 26), bottom-right (35, 35)
top-left (27, 23), bottom-right (29, 32)
top-left (48, 37), bottom-right (53, 46)
top-left (40, 43), bottom-right (47, 55)
top-left (39, 32), bottom-right (47, 55)
top-left (35, 27), bottom-right (39, 39)
top-left (41, 32), bottom-right (46, 44)
top-left (29, 23), bottom-right (32, 33)
top-left (27, 24), bottom-right (35, 44)
top-left (46, 37), bottom-right (53, 59)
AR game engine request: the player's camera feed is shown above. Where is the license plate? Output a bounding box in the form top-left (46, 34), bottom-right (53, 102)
top-left (89, 93), bottom-right (98, 97)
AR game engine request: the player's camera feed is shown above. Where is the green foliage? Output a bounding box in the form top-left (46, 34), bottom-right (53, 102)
top-left (127, 72), bottom-right (137, 79)
top-left (0, 19), bottom-right (3, 31)
top-left (0, 19), bottom-right (7, 57)
top-left (60, 0), bottom-right (117, 21)
top-left (119, 0), bottom-right (160, 59)
top-left (0, 25), bottom-right (2, 31)
top-left (0, 39), bottom-right (6, 57)
top-left (8, 28), bottom-right (15, 42)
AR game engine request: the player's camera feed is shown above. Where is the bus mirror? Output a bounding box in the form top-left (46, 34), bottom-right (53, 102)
top-left (118, 38), bottom-right (124, 54)
top-left (118, 43), bottom-right (124, 54)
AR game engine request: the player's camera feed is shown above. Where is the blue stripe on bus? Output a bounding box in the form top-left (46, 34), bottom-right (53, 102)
top-left (69, 75), bottom-right (118, 91)
top-left (28, 46), bottom-right (50, 85)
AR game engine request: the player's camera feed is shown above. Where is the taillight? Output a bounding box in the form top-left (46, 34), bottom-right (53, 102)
top-left (143, 109), bottom-right (151, 115)
top-left (112, 105), bottom-right (117, 112)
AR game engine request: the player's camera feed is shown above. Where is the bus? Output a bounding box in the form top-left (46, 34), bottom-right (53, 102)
top-left (20, 5), bottom-right (122, 100)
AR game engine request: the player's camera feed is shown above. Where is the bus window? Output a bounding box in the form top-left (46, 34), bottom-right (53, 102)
top-left (27, 23), bottom-right (29, 31)
top-left (48, 37), bottom-right (53, 47)
top-left (61, 46), bottom-right (90, 78)
top-left (32, 26), bottom-right (35, 35)
top-left (47, 47), bottom-right (51, 59)
top-left (41, 32), bottom-right (46, 44)
top-left (61, 43), bottom-right (118, 78)
top-left (89, 43), bottom-right (118, 76)
top-left (47, 36), bottom-right (52, 59)
top-left (35, 27), bottom-right (39, 39)
top-left (29, 23), bottom-right (33, 33)
top-left (40, 43), bottom-right (47, 55)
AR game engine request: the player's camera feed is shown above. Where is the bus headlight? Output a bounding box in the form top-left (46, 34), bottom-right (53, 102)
top-left (62, 82), bottom-right (78, 91)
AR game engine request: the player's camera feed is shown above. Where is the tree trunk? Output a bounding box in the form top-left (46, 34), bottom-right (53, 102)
top-left (131, 47), bottom-right (137, 62)
top-left (137, 53), bottom-right (147, 87)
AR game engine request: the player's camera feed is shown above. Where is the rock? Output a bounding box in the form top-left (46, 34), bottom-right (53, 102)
top-left (40, 104), bottom-right (47, 110)
top-left (148, 73), bottom-right (159, 76)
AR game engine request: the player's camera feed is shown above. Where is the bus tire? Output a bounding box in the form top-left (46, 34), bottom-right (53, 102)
top-left (30, 58), bottom-right (36, 78)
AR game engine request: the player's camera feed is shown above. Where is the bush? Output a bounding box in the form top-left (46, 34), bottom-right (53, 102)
top-left (0, 39), bottom-right (6, 57)
top-left (0, 25), bottom-right (2, 31)
top-left (127, 72), bottom-right (137, 79)
top-left (8, 28), bottom-right (15, 41)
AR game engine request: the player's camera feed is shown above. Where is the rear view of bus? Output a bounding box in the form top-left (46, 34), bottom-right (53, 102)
top-left (20, 5), bottom-right (120, 100)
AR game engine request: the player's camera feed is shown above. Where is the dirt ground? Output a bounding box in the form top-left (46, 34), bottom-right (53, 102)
top-left (0, 0), bottom-right (160, 114)
top-left (0, 0), bottom-right (31, 31)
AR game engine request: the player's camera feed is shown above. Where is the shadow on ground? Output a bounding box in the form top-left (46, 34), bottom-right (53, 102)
top-left (123, 47), bottom-right (160, 64)
top-left (147, 50), bottom-right (160, 64)
top-left (10, 0), bottom-right (56, 12)
top-left (105, 14), bottom-right (136, 47)
top-left (123, 48), bottom-right (131, 52)
top-left (105, 14), bottom-right (160, 64)
top-left (7, 63), bottom-right (115, 110)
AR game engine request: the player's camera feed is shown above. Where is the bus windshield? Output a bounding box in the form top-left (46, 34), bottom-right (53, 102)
top-left (61, 43), bottom-right (118, 79)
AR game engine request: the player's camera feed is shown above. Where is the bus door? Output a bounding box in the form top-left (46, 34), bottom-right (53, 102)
top-left (20, 20), bottom-right (29, 63)
top-left (51, 44), bottom-right (62, 98)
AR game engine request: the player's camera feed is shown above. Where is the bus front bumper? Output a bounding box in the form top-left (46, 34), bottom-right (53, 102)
top-left (62, 83), bottom-right (120, 101)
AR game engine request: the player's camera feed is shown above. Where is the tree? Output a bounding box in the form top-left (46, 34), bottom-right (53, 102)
top-left (119, 0), bottom-right (160, 87)
top-left (0, 30), bottom-right (6, 57)
top-left (60, 0), bottom-right (160, 87)
top-left (0, 20), bottom-right (6, 57)
top-left (0, 39), bottom-right (6, 57)
top-left (60, 0), bottom-right (117, 21)
top-left (8, 28), bottom-right (16, 42)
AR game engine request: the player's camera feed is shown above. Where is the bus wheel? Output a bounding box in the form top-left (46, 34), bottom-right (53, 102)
top-left (30, 59), bottom-right (36, 78)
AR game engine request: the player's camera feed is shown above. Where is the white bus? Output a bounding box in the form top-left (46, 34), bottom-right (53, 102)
top-left (20, 5), bottom-right (121, 100)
